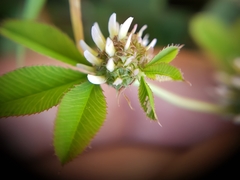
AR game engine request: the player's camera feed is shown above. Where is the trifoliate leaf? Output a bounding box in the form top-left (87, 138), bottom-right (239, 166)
top-left (54, 82), bottom-right (107, 165)
top-left (143, 63), bottom-right (183, 81)
top-left (146, 45), bottom-right (182, 67)
top-left (0, 66), bottom-right (86, 117)
top-left (0, 20), bottom-right (89, 66)
top-left (138, 76), bottom-right (157, 120)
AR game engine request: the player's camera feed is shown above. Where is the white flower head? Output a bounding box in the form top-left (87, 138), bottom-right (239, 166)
top-left (78, 13), bottom-right (157, 89)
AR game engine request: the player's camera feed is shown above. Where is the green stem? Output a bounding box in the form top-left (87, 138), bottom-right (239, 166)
top-left (16, 0), bottom-right (46, 67)
top-left (16, 45), bottom-right (25, 67)
top-left (22, 0), bottom-right (46, 20)
top-left (134, 81), bottom-right (221, 114)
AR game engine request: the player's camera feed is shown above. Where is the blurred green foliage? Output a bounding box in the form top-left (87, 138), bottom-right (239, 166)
top-left (190, 0), bottom-right (240, 120)
top-left (190, 0), bottom-right (240, 73)
top-left (0, 0), bottom-right (205, 54)
top-left (0, 0), bottom-right (239, 55)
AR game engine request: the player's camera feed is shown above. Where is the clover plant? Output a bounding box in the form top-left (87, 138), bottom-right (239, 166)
top-left (0, 0), bottom-right (223, 165)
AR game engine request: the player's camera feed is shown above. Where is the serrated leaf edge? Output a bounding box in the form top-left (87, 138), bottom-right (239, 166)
top-left (143, 63), bottom-right (184, 82)
top-left (138, 77), bottom-right (158, 121)
top-left (146, 44), bottom-right (184, 67)
top-left (0, 65), bottom-right (87, 117)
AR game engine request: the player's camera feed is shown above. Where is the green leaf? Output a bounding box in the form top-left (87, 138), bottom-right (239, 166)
top-left (54, 82), bottom-right (107, 164)
top-left (189, 14), bottom-right (240, 72)
top-left (16, 0), bottom-right (46, 67)
top-left (0, 20), bottom-right (89, 66)
top-left (143, 63), bottom-right (183, 81)
top-left (138, 76), bottom-right (157, 120)
top-left (146, 45), bottom-right (182, 67)
top-left (0, 66), bottom-right (86, 117)
top-left (232, 19), bottom-right (240, 44)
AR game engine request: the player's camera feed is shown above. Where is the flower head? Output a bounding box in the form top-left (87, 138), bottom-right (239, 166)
top-left (213, 57), bottom-right (240, 124)
top-left (78, 13), bottom-right (157, 90)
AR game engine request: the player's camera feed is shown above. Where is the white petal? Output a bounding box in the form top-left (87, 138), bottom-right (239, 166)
top-left (116, 22), bottom-right (120, 34)
top-left (113, 77), bottom-right (123, 86)
top-left (105, 38), bottom-right (116, 57)
top-left (142, 34), bottom-right (149, 46)
top-left (118, 17), bottom-right (134, 40)
top-left (87, 74), bottom-right (106, 84)
top-left (94, 23), bottom-right (106, 41)
top-left (138, 25), bottom-right (147, 38)
top-left (79, 40), bottom-right (98, 56)
top-left (91, 23), bottom-right (106, 51)
top-left (131, 24), bottom-right (138, 34)
top-left (108, 13), bottom-right (119, 38)
top-left (124, 56), bottom-right (134, 66)
top-left (124, 33), bottom-right (133, 50)
top-left (146, 38), bottom-right (157, 50)
top-left (106, 58), bottom-right (115, 72)
top-left (84, 50), bottom-right (102, 65)
top-left (76, 63), bottom-right (96, 75)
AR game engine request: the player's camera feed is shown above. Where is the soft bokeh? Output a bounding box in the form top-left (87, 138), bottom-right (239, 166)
top-left (0, 0), bottom-right (240, 179)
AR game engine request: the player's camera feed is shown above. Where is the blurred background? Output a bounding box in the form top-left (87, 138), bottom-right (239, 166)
top-left (0, 0), bottom-right (239, 53)
top-left (0, 0), bottom-right (240, 179)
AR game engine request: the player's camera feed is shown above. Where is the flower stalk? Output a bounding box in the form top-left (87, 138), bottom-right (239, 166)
top-left (69, 0), bottom-right (84, 53)
top-left (137, 81), bottom-right (222, 114)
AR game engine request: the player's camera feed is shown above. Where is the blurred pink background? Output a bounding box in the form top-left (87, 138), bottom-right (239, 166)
top-left (0, 49), bottom-right (240, 179)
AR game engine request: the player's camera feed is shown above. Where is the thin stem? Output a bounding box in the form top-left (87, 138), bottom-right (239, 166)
top-left (69, 0), bottom-right (84, 53)
top-left (16, 45), bottom-right (25, 67)
top-left (22, 0), bottom-right (46, 20)
top-left (134, 81), bottom-right (222, 114)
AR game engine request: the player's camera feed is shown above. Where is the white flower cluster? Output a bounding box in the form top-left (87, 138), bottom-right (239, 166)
top-left (77, 13), bottom-right (157, 90)
top-left (215, 57), bottom-right (240, 123)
